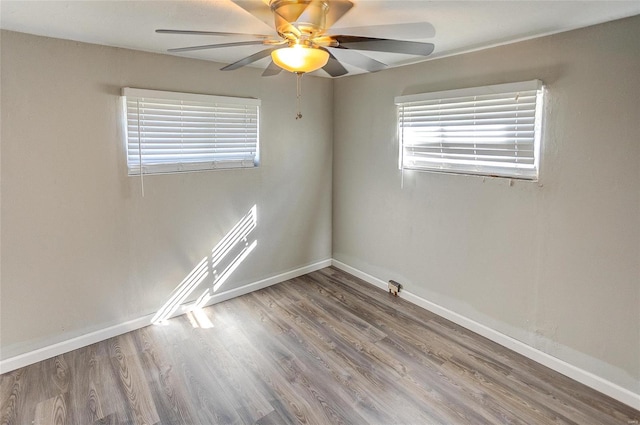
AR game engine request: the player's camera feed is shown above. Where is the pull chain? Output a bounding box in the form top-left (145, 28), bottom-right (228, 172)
top-left (296, 72), bottom-right (303, 120)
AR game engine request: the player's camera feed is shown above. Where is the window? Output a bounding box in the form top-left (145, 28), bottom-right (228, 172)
top-left (122, 88), bottom-right (260, 175)
top-left (396, 80), bottom-right (544, 180)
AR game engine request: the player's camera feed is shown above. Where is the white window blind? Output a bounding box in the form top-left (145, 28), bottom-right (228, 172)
top-left (122, 88), bottom-right (260, 175)
top-left (395, 80), bottom-right (544, 180)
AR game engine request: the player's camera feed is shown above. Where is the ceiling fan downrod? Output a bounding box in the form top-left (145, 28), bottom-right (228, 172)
top-left (296, 72), bottom-right (303, 120)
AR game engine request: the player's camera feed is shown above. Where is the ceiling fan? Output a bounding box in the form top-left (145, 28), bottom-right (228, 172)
top-left (156, 0), bottom-right (436, 78)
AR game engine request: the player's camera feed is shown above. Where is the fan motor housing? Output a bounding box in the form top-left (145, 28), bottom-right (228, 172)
top-left (271, 0), bottom-right (329, 40)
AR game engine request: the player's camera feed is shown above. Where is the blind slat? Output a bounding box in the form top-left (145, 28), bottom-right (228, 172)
top-left (123, 88), bottom-right (260, 175)
top-left (397, 80), bottom-right (543, 180)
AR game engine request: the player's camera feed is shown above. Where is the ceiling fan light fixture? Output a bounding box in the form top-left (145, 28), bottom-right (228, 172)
top-left (271, 44), bottom-right (329, 73)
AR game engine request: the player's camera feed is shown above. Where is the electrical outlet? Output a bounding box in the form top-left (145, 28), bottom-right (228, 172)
top-left (388, 280), bottom-right (402, 296)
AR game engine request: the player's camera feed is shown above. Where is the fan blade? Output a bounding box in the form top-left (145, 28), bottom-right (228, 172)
top-left (262, 61), bottom-right (283, 77)
top-left (328, 49), bottom-right (387, 72)
top-left (333, 36), bottom-right (434, 56)
top-left (231, 1), bottom-right (277, 28)
top-left (221, 47), bottom-right (278, 71)
top-left (168, 40), bottom-right (266, 53)
top-left (321, 49), bottom-right (348, 77)
top-left (156, 29), bottom-right (272, 38)
top-left (330, 22), bottom-right (435, 40)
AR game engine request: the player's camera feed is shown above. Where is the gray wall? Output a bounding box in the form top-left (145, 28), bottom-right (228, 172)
top-left (332, 16), bottom-right (640, 394)
top-left (0, 31), bottom-right (333, 358)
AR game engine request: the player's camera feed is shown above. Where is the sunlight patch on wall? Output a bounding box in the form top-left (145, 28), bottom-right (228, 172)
top-left (197, 205), bottom-right (258, 308)
top-left (151, 205), bottom-right (257, 325)
top-left (150, 257), bottom-right (209, 325)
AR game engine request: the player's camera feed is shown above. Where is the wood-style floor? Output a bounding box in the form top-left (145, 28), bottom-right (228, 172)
top-left (1, 267), bottom-right (638, 425)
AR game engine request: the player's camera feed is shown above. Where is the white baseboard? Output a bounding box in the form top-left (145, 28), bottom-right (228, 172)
top-left (331, 259), bottom-right (640, 411)
top-left (199, 258), bottom-right (332, 309)
top-left (0, 314), bottom-right (156, 375)
top-left (0, 259), bottom-right (332, 375)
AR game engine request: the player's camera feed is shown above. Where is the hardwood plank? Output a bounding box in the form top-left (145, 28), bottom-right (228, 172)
top-left (131, 327), bottom-right (200, 425)
top-left (108, 335), bottom-right (160, 425)
top-left (0, 368), bottom-right (28, 425)
top-left (65, 344), bottom-right (106, 424)
top-left (186, 328), bottom-right (275, 423)
top-left (33, 394), bottom-right (67, 425)
top-left (255, 408), bottom-right (291, 425)
top-left (158, 318), bottom-right (246, 425)
top-left (93, 339), bottom-right (137, 425)
top-left (91, 413), bottom-right (118, 425)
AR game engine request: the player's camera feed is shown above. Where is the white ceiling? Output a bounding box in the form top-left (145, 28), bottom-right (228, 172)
top-left (2, 0), bottom-right (639, 77)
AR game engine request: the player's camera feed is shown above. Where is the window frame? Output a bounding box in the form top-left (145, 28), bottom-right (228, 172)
top-left (395, 80), bottom-right (544, 181)
top-left (122, 88), bottom-right (260, 176)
